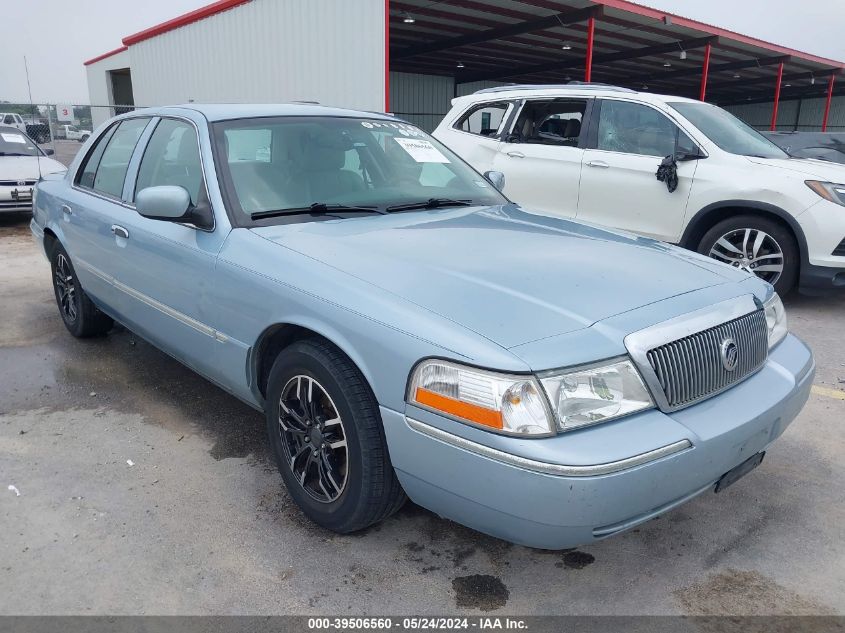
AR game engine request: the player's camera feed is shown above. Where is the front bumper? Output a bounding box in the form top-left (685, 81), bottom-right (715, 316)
top-left (797, 199), bottom-right (845, 292)
top-left (383, 334), bottom-right (814, 549)
top-left (0, 185), bottom-right (34, 213)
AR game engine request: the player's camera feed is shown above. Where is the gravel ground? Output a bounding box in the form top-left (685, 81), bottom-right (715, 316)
top-left (1, 214), bottom-right (843, 615)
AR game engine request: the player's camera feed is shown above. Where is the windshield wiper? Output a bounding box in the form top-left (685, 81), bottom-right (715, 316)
top-left (251, 203), bottom-right (386, 220)
top-left (386, 198), bottom-right (473, 213)
top-left (0, 152), bottom-right (32, 157)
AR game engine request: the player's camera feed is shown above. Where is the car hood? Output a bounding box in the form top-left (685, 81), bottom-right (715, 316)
top-left (250, 205), bottom-right (745, 348)
top-left (745, 155), bottom-right (845, 181)
top-left (0, 156), bottom-right (66, 180)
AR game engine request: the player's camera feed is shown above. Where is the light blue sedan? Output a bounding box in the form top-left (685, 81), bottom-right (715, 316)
top-left (31, 104), bottom-right (814, 549)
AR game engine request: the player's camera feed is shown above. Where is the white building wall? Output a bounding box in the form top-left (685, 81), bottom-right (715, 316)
top-left (724, 95), bottom-right (845, 131)
top-left (129, 0), bottom-right (384, 111)
top-left (85, 49), bottom-right (131, 130)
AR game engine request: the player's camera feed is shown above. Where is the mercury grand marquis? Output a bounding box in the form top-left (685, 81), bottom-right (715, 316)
top-left (31, 104), bottom-right (814, 549)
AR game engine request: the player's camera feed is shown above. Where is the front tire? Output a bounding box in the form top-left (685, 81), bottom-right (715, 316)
top-left (265, 339), bottom-right (405, 533)
top-left (50, 243), bottom-right (113, 337)
top-left (697, 215), bottom-right (799, 295)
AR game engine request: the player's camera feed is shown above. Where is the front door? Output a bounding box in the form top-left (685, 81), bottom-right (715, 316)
top-left (577, 99), bottom-right (699, 242)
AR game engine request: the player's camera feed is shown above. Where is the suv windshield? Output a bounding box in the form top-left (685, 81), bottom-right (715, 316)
top-left (0, 129), bottom-right (41, 157)
top-left (212, 116), bottom-right (507, 224)
top-left (669, 102), bottom-right (787, 159)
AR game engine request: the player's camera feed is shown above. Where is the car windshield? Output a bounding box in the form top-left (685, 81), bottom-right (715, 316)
top-left (0, 129), bottom-right (41, 157)
top-left (212, 116), bottom-right (507, 224)
top-left (669, 102), bottom-right (788, 159)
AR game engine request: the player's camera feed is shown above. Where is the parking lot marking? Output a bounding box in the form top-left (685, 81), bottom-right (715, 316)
top-left (811, 385), bottom-right (845, 400)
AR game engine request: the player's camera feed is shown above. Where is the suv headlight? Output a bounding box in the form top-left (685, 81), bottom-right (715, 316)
top-left (539, 359), bottom-right (653, 432)
top-left (408, 360), bottom-right (554, 436)
top-left (764, 293), bottom-right (788, 348)
top-left (805, 180), bottom-right (845, 206)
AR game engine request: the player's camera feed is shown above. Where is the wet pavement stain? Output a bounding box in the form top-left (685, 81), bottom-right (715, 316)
top-left (675, 568), bottom-right (834, 615)
top-left (557, 550), bottom-right (595, 569)
top-left (452, 574), bottom-right (509, 611)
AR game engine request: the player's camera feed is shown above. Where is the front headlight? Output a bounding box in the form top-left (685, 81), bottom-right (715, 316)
top-left (805, 180), bottom-right (845, 206)
top-left (539, 359), bottom-right (653, 432)
top-left (764, 293), bottom-right (788, 348)
top-left (408, 360), bottom-right (555, 436)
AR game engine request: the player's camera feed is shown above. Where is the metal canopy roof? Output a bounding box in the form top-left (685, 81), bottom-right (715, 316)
top-left (388, 0), bottom-right (845, 106)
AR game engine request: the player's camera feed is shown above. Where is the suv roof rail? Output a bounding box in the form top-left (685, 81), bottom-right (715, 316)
top-left (472, 82), bottom-right (636, 95)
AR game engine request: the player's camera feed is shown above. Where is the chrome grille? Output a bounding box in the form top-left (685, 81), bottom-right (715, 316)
top-left (646, 309), bottom-right (768, 410)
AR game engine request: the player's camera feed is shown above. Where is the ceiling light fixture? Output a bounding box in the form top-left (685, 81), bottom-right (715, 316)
top-left (733, 73), bottom-right (741, 78)
top-left (561, 44), bottom-right (572, 50)
top-left (456, 61), bottom-right (465, 69)
top-left (663, 62), bottom-right (671, 67)
top-left (810, 76), bottom-right (816, 85)
top-left (679, 50), bottom-right (687, 60)
top-left (784, 83), bottom-right (792, 87)
top-left (402, 12), bottom-right (415, 23)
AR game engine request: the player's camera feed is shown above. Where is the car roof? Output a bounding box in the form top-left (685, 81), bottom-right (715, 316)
top-left (455, 84), bottom-right (703, 106)
top-left (129, 103), bottom-right (403, 123)
top-left (0, 125), bottom-right (26, 135)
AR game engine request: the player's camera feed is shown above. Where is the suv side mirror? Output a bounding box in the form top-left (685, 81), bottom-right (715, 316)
top-left (44, 148), bottom-right (55, 156)
top-left (675, 150), bottom-right (706, 162)
top-left (136, 185), bottom-right (192, 221)
top-left (484, 170), bottom-right (506, 191)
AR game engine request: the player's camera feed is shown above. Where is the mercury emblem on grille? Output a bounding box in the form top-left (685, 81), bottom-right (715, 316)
top-left (720, 337), bottom-right (739, 371)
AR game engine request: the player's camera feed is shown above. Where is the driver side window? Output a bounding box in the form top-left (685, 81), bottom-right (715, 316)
top-left (596, 100), bottom-right (692, 157)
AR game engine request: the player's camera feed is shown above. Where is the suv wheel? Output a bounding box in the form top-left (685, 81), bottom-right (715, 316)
top-left (50, 243), bottom-right (114, 337)
top-left (697, 215), bottom-right (798, 295)
top-left (265, 339), bottom-right (406, 533)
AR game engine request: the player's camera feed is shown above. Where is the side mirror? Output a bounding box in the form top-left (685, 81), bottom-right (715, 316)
top-left (484, 170), bottom-right (506, 191)
top-left (136, 185), bottom-right (191, 221)
top-left (675, 150), bottom-right (705, 162)
top-left (44, 148), bottom-right (54, 156)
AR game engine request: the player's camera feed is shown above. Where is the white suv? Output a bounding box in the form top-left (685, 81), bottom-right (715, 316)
top-left (433, 84), bottom-right (845, 295)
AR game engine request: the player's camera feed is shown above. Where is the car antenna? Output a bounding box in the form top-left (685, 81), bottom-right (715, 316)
top-left (23, 55), bottom-right (42, 181)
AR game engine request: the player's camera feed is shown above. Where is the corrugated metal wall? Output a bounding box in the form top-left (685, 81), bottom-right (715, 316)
top-left (389, 72), bottom-right (514, 132)
top-left (129, 0), bottom-right (384, 111)
top-left (389, 71), bottom-right (452, 131)
top-left (724, 95), bottom-right (845, 131)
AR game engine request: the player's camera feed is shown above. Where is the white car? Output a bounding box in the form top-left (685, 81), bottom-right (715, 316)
top-left (433, 84), bottom-right (845, 295)
top-left (56, 124), bottom-right (92, 142)
top-left (1, 112), bottom-right (28, 133)
top-left (0, 126), bottom-right (66, 213)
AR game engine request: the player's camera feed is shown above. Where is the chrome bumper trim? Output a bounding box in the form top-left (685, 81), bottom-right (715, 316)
top-left (405, 417), bottom-right (692, 477)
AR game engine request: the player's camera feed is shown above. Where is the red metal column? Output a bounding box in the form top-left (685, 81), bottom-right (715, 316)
top-left (698, 42), bottom-right (711, 101)
top-left (822, 74), bottom-right (836, 131)
top-left (770, 61), bottom-right (784, 131)
top-left (384, 0), bottom-right (390, 112)
top-left (585, 16), bottom-right (595, 82)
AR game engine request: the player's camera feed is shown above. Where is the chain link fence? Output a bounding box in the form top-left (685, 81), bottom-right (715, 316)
top-left (0, 103), bottom-right (135, 167)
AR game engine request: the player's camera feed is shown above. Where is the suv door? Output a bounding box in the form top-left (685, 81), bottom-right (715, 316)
top-left (577, 98), bottom-right (699, 241)
top-left (110, 116), bottom-right (229, 383)
top-left (491, 98), bottom-right (591, 217)
top-left (443, 100), bottom-right (515, 172)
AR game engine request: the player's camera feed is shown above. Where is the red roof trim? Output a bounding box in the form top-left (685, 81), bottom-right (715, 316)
top-left (591, 0), bottom-right (845, 68)
top-left (122, 0), bottom-right (252, 46)
top-left (83, 46), bottom-right (129, 66)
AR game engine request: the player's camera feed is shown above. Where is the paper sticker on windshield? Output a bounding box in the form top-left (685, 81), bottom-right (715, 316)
top-left (361, 121), bottom-right (374, 128)
top-left (1, 133), bottom-right (26, 144)
top-left (393, 137), bottom-right (450, 163)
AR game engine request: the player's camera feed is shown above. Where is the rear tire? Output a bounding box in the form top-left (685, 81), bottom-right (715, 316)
top-left (50, 243), bottom-right (113, 338)
top-left (697, 215), bottom-right (799, 295)
top-left (265, 339), bottom-right (405, 533)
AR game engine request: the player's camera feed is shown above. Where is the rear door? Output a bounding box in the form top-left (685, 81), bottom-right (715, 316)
top-left (108, 116), bottom-right (228, 382)
top-left (60, 117), bottom-right (152, 311)
top-left (490, 97), bottom-right (591, 217)
top-left (440, 100), bottom-right (515, 173)
top-left (577, 98), bottom-right (698, 242)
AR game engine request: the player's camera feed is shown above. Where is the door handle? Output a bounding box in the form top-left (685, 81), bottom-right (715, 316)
top-left (506, 151), bottom-right (526, 159)
top-left (61, 204), bottom-right (72, 216)
top-left (586, 160), bottom-right (609, 168)
top-left (111, 225), bottom-right (130, 239)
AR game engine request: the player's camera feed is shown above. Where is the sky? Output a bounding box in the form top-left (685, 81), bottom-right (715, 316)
top-left (2, 0), bottom-right (845, 105)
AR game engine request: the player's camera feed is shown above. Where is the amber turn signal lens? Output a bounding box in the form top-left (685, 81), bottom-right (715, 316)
top-left (414, 387), bottom-right (503, 429)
